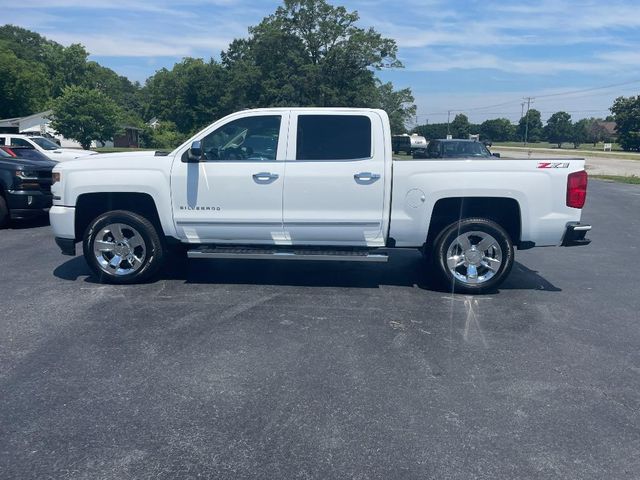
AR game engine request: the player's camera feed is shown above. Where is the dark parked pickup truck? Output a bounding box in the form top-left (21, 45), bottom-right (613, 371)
top-left (0, 147), bottom-right (56, 227)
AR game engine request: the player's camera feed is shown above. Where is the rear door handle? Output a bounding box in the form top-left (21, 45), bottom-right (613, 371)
top-left (354, 172), bottom-right (381, 181)
top-left (253, 172), bottom-right (279, 181)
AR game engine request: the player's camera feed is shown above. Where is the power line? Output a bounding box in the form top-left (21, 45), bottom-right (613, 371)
top-left (532, 79), bottom-right (640, 99)
top-left (416, 78), bottom-right (640, 118)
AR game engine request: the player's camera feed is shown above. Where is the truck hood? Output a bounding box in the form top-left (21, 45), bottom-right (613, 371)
top-left (54, 150), bottom-right (170, 172)
top-left (0, 157), bottom-right (56, 170)
top-left (83, 150), bottom-right (161, 161)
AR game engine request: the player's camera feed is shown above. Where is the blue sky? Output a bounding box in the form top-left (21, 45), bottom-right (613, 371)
top-left (3, 0), bottom-right (640, 124)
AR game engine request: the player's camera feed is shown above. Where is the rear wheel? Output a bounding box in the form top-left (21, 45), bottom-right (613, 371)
top-left (433, 218), bottom-right (514, 294)
top-left (0, 195), bottom-right (9, 228)
top-left (83, 210), bottom-right (165, 284)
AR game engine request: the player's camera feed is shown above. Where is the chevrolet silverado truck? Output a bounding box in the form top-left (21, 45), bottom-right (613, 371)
top-left (49, 108), bottom-right (591, 293)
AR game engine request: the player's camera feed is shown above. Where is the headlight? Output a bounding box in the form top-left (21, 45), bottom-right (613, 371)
top-left (16, 170), bottom-right (39, 180)
top-left (52, 172), bottom-right (61, 184)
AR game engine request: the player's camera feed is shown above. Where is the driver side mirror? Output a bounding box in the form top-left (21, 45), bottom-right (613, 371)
top-left (186, 140), bottom-right (202, 162)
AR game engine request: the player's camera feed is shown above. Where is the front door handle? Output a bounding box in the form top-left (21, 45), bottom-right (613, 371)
top-left (354, 172), bottom-right (381, 181)
top-left (252, 172), bottom-right (279, 182)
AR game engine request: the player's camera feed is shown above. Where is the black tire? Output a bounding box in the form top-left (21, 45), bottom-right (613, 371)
top-left (432, 217), bottom-right (514, 294)
top-left (0, 195), bottom-right (9, 229)
top-left (82, 210), bottom-right (165, 284)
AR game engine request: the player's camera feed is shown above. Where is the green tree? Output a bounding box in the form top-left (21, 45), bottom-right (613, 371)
top-left (221, 0), bottom-right (405, 111)
top-left (544, 111), bottom-right (573, 147)
top-left (375, 81), bottom-right (416, 133)
top-left (84, 62), bottom-right (143, 120)
top-left (585, 118), bottom-right (610, 146)
top-left (50, 86), bottom-right (122, 149)
top-left (413, 123), bottom-right (448, 140)
top-left (610, 96), bottom-right (640, 151)
top-left (140, 121), bottom-right (185, 149)
top-left (0, 47), bottom-right (50, 117)
top-left (0, 25), bottom-right (144, 120)
top-left (450, 113), bottom-right (470, 138)
top-left (142, 58), bottom-right (227, 134)
top-left (479, 118), bottom-right (515, 142)
top-left (571, 118), bottom-right (589, 148)
top-left (517, 108), bottom-right (543, 142)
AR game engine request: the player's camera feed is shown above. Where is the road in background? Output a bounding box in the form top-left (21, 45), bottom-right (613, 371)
top-left (1, 180), bottom-right (639, 479)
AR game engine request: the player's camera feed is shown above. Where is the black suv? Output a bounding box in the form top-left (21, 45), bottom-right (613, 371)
top-left (0, 147), bottom-right (56, 227)
top-left (413, 139), bottom-right (500, 159)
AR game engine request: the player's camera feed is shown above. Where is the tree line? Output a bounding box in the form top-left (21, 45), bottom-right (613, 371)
top-left (414, 110), bottom-right (619, 148)
top-left (0, 0), bottom-right (416, 149)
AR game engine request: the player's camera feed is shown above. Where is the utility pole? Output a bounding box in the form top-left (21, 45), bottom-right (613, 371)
top-left (446, 110), bottom-right (452, 137)
top-left (523, 97), bottom-right (533, 146)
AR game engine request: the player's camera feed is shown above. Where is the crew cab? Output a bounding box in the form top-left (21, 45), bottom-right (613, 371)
top-left (49, 108), bottom-right (591, 293)
top-left (0, 134), bottom-right (94, 162)
top-left (0, 147), bottom-right (55, 227)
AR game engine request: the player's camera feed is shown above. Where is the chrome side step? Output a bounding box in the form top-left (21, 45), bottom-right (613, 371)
top-left (187, 246), bottom-right (388, 262)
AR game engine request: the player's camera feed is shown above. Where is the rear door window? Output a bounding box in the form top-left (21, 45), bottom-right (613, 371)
top-left (296, 115), bottom-right (371, 160)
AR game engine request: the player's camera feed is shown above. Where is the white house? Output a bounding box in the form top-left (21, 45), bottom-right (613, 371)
top-left (0, 110), bottom-right (141, 148)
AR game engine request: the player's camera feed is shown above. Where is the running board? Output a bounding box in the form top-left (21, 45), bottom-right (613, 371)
top-left (187, 246), bottom-right (388, 263)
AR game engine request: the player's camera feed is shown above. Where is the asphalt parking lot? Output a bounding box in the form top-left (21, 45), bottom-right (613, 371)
top-left (1, 180), bottom-right (639, 479)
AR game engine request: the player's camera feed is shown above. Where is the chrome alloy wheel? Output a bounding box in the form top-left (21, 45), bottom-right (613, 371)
top-left (92, 223), bottom-right (147, 276)
top-left (445, 230), bottom-right (502, 285)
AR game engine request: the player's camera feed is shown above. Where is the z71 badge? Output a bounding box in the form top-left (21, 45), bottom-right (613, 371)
top-left (537, 162), bottom-right (569, 169)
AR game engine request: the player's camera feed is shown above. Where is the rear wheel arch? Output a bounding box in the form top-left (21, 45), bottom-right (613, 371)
top-left (425, 197), bottom-right (522, 249)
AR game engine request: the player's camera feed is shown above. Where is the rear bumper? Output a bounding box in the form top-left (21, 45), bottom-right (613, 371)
top-left (561, 222), bottom-right (592, 247)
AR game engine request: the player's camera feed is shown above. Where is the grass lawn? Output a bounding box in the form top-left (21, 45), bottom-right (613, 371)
top-left (493, 143), bottom-right (640, 161)
top-left (591, 175), bottom-right (640, 184)
top-left (493, 141), bottom-right (624, 152)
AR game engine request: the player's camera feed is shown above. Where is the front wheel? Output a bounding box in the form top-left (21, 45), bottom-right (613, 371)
top-left (432, 218), bottom-right (514, 294)
top-left (83, 210), bottom-right (165, 284)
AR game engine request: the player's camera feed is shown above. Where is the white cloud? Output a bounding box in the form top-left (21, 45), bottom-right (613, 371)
top-left (407, 50), bottom-right (610, 75)
top-left (46, 32), bottom-right (235, 57)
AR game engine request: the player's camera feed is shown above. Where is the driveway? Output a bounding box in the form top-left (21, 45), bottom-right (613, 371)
top-left (1, 180), bottom-right (639, 479)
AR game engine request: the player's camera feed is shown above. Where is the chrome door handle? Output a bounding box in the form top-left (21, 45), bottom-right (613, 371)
top-left (354, 172), bottom-right (381, 181)
top-left (252, 172), bottom-right (279, 181)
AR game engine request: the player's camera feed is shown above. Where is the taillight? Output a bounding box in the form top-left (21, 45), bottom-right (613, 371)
top-left (567, 170), bottom-right (588, 208)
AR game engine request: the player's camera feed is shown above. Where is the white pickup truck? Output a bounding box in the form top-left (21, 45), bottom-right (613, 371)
top-left (49, 108), bottom-right (591, 293)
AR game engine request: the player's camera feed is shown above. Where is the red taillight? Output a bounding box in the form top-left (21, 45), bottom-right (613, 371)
top-left (567, 170), bottom-right (588, 209)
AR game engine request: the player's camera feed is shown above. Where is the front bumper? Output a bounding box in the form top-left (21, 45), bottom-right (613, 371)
top-left (50, 206), bottom-right (76, 255)
top-left (561, 222), bottom-right (592, 247)
top-left (7, 190), bottom-right (52, 219)
top-left (55, 237), bottom-right (76, 256)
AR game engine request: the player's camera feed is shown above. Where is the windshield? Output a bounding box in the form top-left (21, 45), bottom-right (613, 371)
top-left (442, 141), bottom-right (492, 158)
top-left (31, 136), bottom-right (60, 150)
